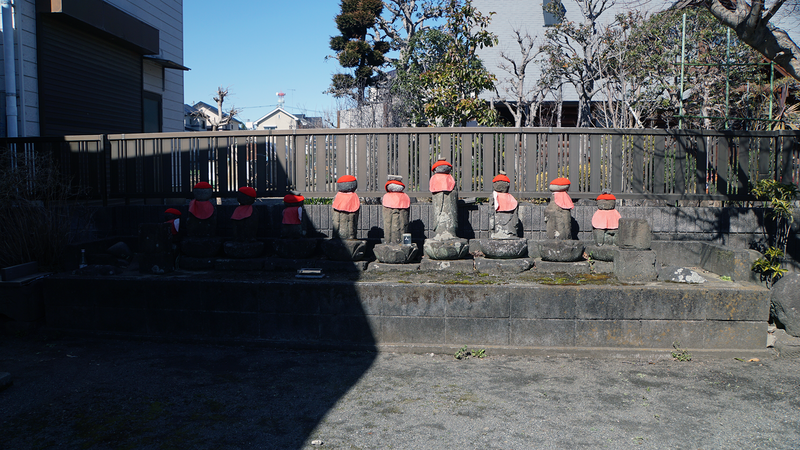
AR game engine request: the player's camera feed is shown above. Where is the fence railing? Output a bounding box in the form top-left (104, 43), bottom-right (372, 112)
top-left (2, 128), bottom-right (798, 205)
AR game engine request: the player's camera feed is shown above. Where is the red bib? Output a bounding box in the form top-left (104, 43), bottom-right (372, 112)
top-left (188, 200), bottom-right (215, 219)
top-left (332, 192), bottom-right (361, 212)
top-left (282, 206), bottom-right (302, 225)
top-left (592, 209), bottom-right (621, 229)
top-left (553, 191), bottom-right (574, 209)
top-left (231, 205), bottom-right (253, 220)
top-left (167, 218), bottom-right (180, 235)
top-left (493, 192), bottom-right (518, 212)
top-left (429, 173), bottom-right (456, 193)
top-left (382, 192), bottom-right (411, 209)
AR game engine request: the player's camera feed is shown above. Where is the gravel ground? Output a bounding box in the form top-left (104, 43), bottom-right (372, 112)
top-left (2, 333), bottom-right (799, 450)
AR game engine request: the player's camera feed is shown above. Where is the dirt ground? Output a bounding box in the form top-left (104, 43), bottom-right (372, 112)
top-left (2, 331), bottom-right (799, 450)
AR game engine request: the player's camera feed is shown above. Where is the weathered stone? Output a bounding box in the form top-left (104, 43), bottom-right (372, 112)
top-left (332, 210), bottom-right (359, 240)
top-left (527, 240), bottom-right (541, 259)
top-left (585, 244), bottom-right (618, 262)
top-left (591, 260), bottom-right (614, 273)
top-left (139, 252), bottom-right (175, 274)
top-left (383, 207), bottom-right (410, 244)
top-left (419, 258), bottom-right (474, 272)
top-left (214, 257), bottom-right (266, 271)
top-left (617, 218), bottom-right (652, 250)
top-left (274, 238), bottom-right (318, 259)
top-left (490, 210), bottom-right (520, 239)
top-left (475, 257), bottom-right (533, 274)
top-left (614, 249), bottom-right (657, 282)
top-left (373, 243), bottom-right (419, 264)
top-left (223, 240), bottom-right (264, 259)
top-left (592, 228), bottom-right (617, 246)
top-left (368, 261), bottom-right (420, 272)
top-left (545, 201), bottom-right (572, 240)
top-left (539, 240), bottom-right (585, 262)
top-left (476, 238), bottom-right (528, 259)
top-left (180, 237), bottom-right (223, 258)
top-left (770, 273), bottom-right (800, 337)
top-left (700, 244), bottom-right (762, 283)
top-left (231, 211), bottom-right (259, 241)
top-left (138, 223), bottom-right (172, 254)
top-left (657, 266), bottom-right (707, 284)
top-left (535, 260), bottom-right (591, 274)
top-left (321, 239), bottom-right (366, 261)
top-left (184, 209), bottom-right (216, 237)
top-left (107, 241), bottom-right (132, 260)
top-left (430, 190), bottom-right (458, 240)
top-left (423, 238), bottom-right (470, 260)
top-left (177, 255), bottom-right (215, 270)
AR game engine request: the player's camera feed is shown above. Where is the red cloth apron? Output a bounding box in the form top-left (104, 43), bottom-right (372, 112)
top-left (332, 192), bottom-right (361, 212)
top-left (282, 206), bottom-right (302, 225)
top-left (231, 205), bottom-right (253, 220)
top-left (493, 192), bottom-right (518, 212)
top-left (429, 173), bottom-right (456, 193)
top-left (188, 200), bottom-right (215, 219)
top-left (553, 191), bottom-right (574, 209)
top-left (382, 192), bottom-right (411, 209)
top-left (592, 209), bottom-right (621, 229)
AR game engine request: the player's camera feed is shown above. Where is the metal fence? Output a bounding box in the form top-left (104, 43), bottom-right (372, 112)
top-left (2, 128), bottom-right (798, 205)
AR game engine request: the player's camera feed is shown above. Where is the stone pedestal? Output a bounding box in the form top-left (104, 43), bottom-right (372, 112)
top-left (321, 239), bottom-right (366, 261)
top-left (585, 244), bottom-right (618, 262)
top-left (476, 238), bottom-right (527, 259)
top-left (373, 243), bottom-right (419, 264)
top-left (180, 237), bottom-right (223, 258)
top-left (614, 249), bottom-right (657, 282)
top-left (538, 240), bottom-right (585, 262)
top-left (274, 238), bottom-right (318, 259)
top-left (423, 238), bottom-right (470, 260)
top-left (475, 257), bottom-right (533, 274)
top-left (223, 241), bottom-right (264, 259)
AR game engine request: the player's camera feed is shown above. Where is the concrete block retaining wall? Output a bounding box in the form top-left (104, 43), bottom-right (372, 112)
top-left (43, 276), bottom-right (769, 351)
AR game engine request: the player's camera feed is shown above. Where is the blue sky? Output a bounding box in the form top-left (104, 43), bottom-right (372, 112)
top-left (183, 1), bottom-right (344, 124)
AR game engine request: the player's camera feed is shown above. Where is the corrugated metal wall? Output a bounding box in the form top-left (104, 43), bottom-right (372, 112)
top-left (36, 15), bottom-right (142, 136)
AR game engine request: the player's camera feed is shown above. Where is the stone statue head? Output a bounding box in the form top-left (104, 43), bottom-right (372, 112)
top-left (548, 177), bottom-right (570, 192)
top-left (596, 191), bottom-right (616, 210)
top-left (432, 158), bottom-right (452, 174)
top-left (336, 175), bottom-right (358, 193)
top-left (237, 186), bottom-right (257, 206)
top-left (492, 172), bottom-right (510, 193)
top-left (192, 181), bottom-right (213, 201)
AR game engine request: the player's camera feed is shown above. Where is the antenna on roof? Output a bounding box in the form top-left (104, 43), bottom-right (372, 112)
top-left (277, 91), bottom-right (285, 109)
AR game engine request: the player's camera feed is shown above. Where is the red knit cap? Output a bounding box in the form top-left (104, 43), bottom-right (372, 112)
top-left (385, 179), bottom-right (405, 190)
top-left (164, 208), bottom-right (181, 216)
top-left (550, 177), bottom-right (570, 186)
top-left (431, 160), bottom-right (452, 171)
top-left (493, 174), bottom-right (510, 183)
top-left (238, 186), bottom-right (257, 198)
top-left (194, 181), bottom-right (212, 189)
top-left (283, 194), bottom-right (304, 204)
top-left (337, 175), bottom-right (356, 183)
top-left (597, 193), bottom-right (616, 200)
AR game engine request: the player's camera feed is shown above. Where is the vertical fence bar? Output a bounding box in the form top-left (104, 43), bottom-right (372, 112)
top-left (504, 132), bottom-right (515, 190)
top-left (377, 132), bottom-right (389, 189)
top-left (356, 134), bottom-right (367, 193)
top-left (398, 132), bottom-right (409, 180)
top-left (778, 134), bottom-right (795, 184)
top-left (589, 134), bottom-right (601, 192)
top-left (568, 131), bottom-right (581, 188)
top-left (652, 133), bottom-right (666, 194)
top-left (418, 133), bottom-right (431, 192)
top-left (758, 135), bottom-right (772, 180)
top-left (275, 134), bottom-right (289, 192)
top-left (737, 134), bottom-right (751, 190)
top-left (610, 133), bottom-right (623, 193)
top-left (695, 132), bottom-right (707, 194)
top-left (717, 133), bottom-right (730, 196)
top-left (630, 134), bottom-right (644, 193)
top-left (546, 133), bottom-right (558, 185)
top-left (674, 134), bottom-right (688, 195)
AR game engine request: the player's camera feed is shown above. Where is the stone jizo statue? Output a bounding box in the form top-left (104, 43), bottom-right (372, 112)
top-left (382, 175), bottom-right (411, 244)
top-left (429, 158), bottom-right (457, 241)
top-left (544, 177), bottom-right (573, 240)
top-left (331, 175), bottom-right (360, 240)
top-left (490, 171), bottom-right (519, 239)
top-left (591, 191), bottom-right (621, 245)
top-left (186, 181), bottom-right (216, 237)
top-left (230, 186), bottom-right (258, 241)
top-left (281, 193), bottom-right (306, 238)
